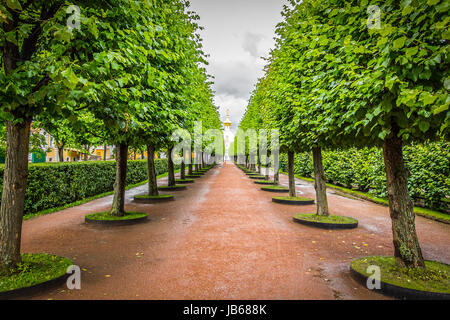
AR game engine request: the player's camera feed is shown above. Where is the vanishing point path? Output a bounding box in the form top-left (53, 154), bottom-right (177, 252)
top-left (21, 163), bottom-right (450, 300)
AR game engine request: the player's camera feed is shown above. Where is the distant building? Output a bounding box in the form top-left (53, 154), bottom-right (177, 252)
top-left (28, 129), bottom-right (114, 163)
top-left (223, 109), bottom-right (234, 161)
top-left (27, 127), bottom-right (161, 163)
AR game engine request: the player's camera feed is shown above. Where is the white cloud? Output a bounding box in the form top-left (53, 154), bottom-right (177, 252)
top-left (242, 32), bottom-right (264, 58)
top-left (210, 58), bottom-right (263, 99)
top-left (188, 0), bottom-right (285, 129)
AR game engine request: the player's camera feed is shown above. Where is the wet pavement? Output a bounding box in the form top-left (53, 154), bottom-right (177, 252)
top-left (20, 162), bottom-right (450, 300)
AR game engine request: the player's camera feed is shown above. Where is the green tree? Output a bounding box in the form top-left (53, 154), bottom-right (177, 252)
top-left (258, 0), bottom-right (449, 268)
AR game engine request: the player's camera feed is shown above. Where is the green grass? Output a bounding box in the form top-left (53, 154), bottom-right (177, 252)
top-left (176, 179), bottom-right (194, 183)
top-left (23, 170), bottom-right (180, 221)
top-left (0, 253), bottom-right (73, 293)
top-left (85, 211), bottom-right (147, 221)
top-left (134, 194), bottom-right (173, 199)
top-left (263, 185), bottom-right (289, 190)
top-left (158, 184), bottom-right (186, 189)
top-left (351, 256), bottom-right (450, 294)
top-left (255, 180), bottom-right (274, 184)
top-left (281, 171), bottom-right (450, 224)
top-left (294, 213), bottom-right (358, 224)
top-left (273, 196), bottom-right (314, 201)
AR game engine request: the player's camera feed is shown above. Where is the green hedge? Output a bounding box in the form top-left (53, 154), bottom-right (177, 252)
top-left (0, 159), bottom-right (173, 216)
top-left (280, 142), bottom-right (449, 211)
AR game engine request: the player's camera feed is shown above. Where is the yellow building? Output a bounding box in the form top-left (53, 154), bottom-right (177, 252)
top-left (32, 131), bottom-right (114, 162)
top-left (45, 147), bottom-right (83, 163)
top-left (29, 126), bottom-right (160, 162)
top-left (93, 146), bottom-right (113, 160)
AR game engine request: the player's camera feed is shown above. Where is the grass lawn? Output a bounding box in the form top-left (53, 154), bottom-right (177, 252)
top-left (85, 211), bottom-right (147, 221)
top-left (134, 194), bottom-right (173, 199)
top-left (159, 185), bottom-right (186, 189)
top-left (0, 253), bottom-right (73, 293)
top-left (255, 180), bottom-right (274, 184)
top-left (294, 213), bottom-right (358, 224)
top-left (273, 196), bottom-right (313, 201)
top-left (263, 186), bottom-right (289, 190)
top-left (351, 256), bottom-right (450, 294)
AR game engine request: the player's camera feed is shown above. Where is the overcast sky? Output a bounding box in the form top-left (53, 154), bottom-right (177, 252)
top-left (188, 0), bottom-right (285, 131)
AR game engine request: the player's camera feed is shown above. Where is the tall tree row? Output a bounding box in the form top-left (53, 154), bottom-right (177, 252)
top-left (239, 0), bottom-right (448, 268)
top-left (0, 0), bottom-right (221, 273)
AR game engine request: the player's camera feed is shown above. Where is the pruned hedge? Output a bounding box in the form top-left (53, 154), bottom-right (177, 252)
top-left (280, 142), bottom-right (449, 211)
top-left (0, 159), bottom-right (173, 216)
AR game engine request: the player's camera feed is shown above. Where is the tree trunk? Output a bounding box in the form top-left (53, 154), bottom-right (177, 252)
top-left (168, 147), bottom-right (175, 186)
top-left (274, 171), bottom-right (279, 185)
top-left (273, 150), bottom-right (280, 185)
top-left (181, 157), bottom-right (186, 180)
top-left (0, 118), bottom-right (32, 273)
top-left (257, 153), bottom-right (262, 174)
top-left (383, 136), bottom-right (425, 268)
top-left (195, 151), bottom-right (200, 172)
top-left (83, 145), bottom-right (89, 161)
top-left (265, 157), bottom-right (270, 180)
top-left (147, 145), bottom-right (158, 196)
top-left (288, 151), bottom-right (296, 197)
top-left (103, 144), bottom-right (107, 161)
top-left (58, 145), bottom-right (64, 162)
top-left (188, 151), bottom-right (193, 175)
top-left (313, 147), bottom-right (329, 216)
top-left (251, 153), bottom-right (256, 171)
top-left (110, 143), bottom-right (128, 217)
top-left (141, 149), bottom-right (144, 160)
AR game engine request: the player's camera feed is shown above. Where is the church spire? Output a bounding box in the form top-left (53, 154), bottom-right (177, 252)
top-left (224, 109), bottom-right (232, 128)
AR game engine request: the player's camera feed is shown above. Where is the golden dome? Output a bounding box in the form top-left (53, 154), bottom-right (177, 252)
top-left (224, 109), bottom-right (232, 127)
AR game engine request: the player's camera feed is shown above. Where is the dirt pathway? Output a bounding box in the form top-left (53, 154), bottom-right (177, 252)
top-left (21, 163), bottom-right (450, 300)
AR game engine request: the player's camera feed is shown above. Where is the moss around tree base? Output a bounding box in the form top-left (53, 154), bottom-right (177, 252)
top-left (249, 175), bottom-right (266, 180)
top-left (350, 256), bottom-right (450, 299)
top-left (293, 213), bottom-right (358, 229)
top-left (261, 185), bottom-right (289, 193)
top-left (272, 196), bottom-right (315, 205)
top-left (175, 179), bottom-right (194, 183)
top-left (158, 185), bottom-right (187, 191)
top-left (186, 175), bottom-right (201, 179)
top-left (134, 194), bottom-right (174, 202)
top-left (85, 211), bottom-right (148, 225)
top-left (254, 180), bottom-right (274, 185)
top-left (0, 253), bottom-right (73, 298)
